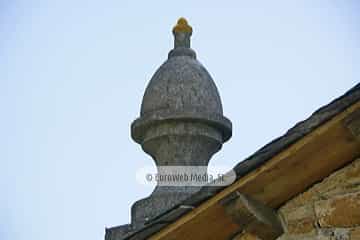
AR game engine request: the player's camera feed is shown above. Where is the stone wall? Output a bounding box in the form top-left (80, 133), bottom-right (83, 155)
top-left (277, 157), bottom-right (360, 240)
top-left (234, 158), bottom-right (360, 240)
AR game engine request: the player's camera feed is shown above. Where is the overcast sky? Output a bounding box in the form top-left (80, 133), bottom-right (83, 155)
top-left (1, 1), bottom-right (359, 240)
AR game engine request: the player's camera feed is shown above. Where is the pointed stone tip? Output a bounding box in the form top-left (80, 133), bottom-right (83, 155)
top-left (173, 17), bottom-right (192, 34)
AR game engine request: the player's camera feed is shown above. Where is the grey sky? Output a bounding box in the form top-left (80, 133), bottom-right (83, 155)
top-left (1, 1), bottom-right (359, 240)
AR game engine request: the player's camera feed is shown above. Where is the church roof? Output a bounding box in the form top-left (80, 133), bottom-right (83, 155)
top-left (109, 82), bottom-right (360, 240)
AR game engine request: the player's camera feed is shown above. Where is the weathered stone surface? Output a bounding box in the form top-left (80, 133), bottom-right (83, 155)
top-left (276, 158), bottom-right (360, 240)
top-left (280, 204), bottom-right (316, 234)
top-left (233, 232), bottom-right (260, 240)
top-left (222, 192), bottom-right (284, 240)
top-left (140, 56), bottom-right (223, 118)
top-left (350, 227), bottom-right (360, 239)
top-left (277, 234), bottom-right (318, 240)
top-left (318, 228), bottom-right (350, 240)
top-left (276, 228), bottom-right (351, 240)
top-left (315, 192), bottom-right (360, 228)
top-left (271, 157), bottom-right (360, 240)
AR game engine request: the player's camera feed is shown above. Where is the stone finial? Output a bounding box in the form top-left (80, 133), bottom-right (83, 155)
top-left (130, 18), bottom-right (232, 227)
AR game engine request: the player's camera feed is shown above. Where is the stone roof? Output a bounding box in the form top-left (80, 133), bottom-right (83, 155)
top-left (106, 83), bottom-right (360, 239)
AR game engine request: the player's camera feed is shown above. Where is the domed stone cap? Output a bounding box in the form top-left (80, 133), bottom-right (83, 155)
top-left (131, 18), bottom-right (232, 144)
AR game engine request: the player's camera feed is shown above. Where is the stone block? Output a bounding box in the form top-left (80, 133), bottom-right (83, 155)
top-left (222, 192), bottom-right (284, 240)
top-left (232, 232), bottom-right (260, 240)
top-left (280, 204), bottom-right (316, 234)
top-left (350, 227), bottom-right (360, 240)
top-left (315, 192), bottom-right (360, 228)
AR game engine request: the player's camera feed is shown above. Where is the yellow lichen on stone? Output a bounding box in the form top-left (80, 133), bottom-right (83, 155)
top-left (173, 17), bottom-right (192, 34)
